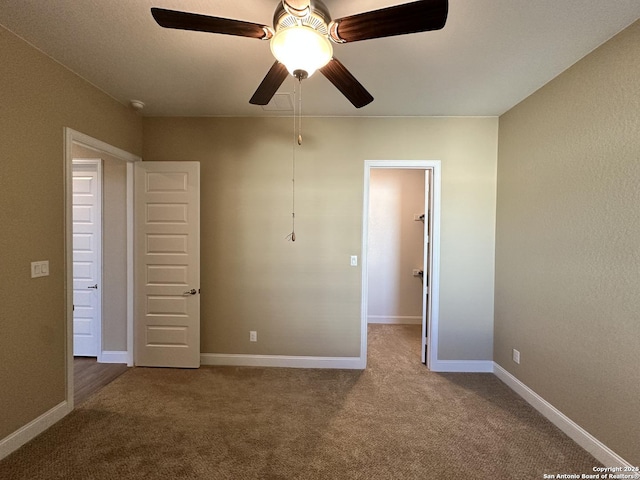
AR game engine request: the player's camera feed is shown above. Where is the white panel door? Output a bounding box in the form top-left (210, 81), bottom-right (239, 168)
top-left (72, 160), bottom-right (102, 357)
top-left (135, 161), bottom-right (200, 368)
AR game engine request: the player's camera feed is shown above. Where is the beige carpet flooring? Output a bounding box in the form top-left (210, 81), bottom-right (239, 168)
top-left (0, 325), bottom-right (600, 479)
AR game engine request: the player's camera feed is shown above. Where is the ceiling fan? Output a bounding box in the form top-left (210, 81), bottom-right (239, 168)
top-left (151, 0), bottom-right (448, 108)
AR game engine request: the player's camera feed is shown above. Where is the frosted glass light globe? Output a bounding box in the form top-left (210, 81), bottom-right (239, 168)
top-left (270, 26), bottom-right (333, 77)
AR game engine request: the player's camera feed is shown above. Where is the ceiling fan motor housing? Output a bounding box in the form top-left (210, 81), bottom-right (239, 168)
top-left (274, 0), bottom-right (331, 35)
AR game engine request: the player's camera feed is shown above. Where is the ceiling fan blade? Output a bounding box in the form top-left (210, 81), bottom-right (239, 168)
top-left (319, 58), bottom-right (373, 108)
top-left (151, 8), bottom-right (272, 40)
top-left (329, 0), bottom-right (448, 43)
top-left (249, 61), bottom-right (290, 105)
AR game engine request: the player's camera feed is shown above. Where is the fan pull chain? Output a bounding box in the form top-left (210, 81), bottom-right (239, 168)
top-left (297, 79), bottom-right (303, 145)
top-left (286, 77), bottom-right (300, 242)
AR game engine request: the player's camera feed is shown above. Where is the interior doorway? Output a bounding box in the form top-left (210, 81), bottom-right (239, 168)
top-left (361, 160), bottom-right (441, 370)
top-left (366, 169), bottom-right (425, 362)
top-left (64, 128), bottom-right (140, 408)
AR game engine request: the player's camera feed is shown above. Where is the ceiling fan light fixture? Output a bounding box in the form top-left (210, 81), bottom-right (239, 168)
top-left (270, 26), bottom-right (333, 78)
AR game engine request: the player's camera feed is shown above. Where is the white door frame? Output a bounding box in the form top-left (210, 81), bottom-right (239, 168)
top-left (72, 159), bottom-right (103, 358)
top-left (361, 160), bottom-right (441, 370)
top-left (64, 128), bottom-right (140, 409)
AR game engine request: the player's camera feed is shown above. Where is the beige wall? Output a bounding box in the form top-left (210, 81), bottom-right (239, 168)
top-left (72, 145), bottom-right (129, 352)
top-left (368, 169), bottom-right (425, 322)
top-left (143, 116), bottom-right (498, 360)
top-left (102, 156), bottom-right (128, 351)
top-left (495, 21), bottom-right (640, 464)
top-left (0, 26), bottom-right (142, 439)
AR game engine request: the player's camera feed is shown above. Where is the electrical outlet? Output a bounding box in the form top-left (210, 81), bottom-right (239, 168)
top-left (250, 331), bottom-right (257, 342)
top-left (512, 348), bottom-right (521, 364)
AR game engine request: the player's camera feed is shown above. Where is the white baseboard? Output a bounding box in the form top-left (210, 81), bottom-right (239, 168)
top-left (494, 363), bottom-right (637, 472)
top-left (430, 359), bottom-right (495, 373)
top-left (201, 353), bottom-right (365, 370)
top-left (0, 401), bottom-right (71, 461)
top-left (99, 350), bottom-right (129, 364)
top-left (368, 315), bottom-right (422, 325)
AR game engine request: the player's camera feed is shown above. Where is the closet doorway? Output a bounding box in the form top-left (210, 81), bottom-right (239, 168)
top-left (361, 160), bottom-right (441, 369)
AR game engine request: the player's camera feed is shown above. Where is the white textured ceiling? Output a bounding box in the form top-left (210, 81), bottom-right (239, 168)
top-left (0, 0), bottom-right (638, 117)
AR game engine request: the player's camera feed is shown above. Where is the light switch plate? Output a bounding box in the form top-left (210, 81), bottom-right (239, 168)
top-left (31, 260), bottom-right (49, 278)
top-left (350, 255), bottom-right (358, 267)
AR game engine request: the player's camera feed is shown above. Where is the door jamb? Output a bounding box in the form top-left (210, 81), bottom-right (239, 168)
top-left (360, 160), bottom-right (441, 370)
top-left (64, 128), bottom-right (140, 409)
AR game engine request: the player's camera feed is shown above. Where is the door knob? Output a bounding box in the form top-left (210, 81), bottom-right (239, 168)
top-left (183, 288), bottom-right (197, 296)
top-left (87, 284), bottom-right (98, 289)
